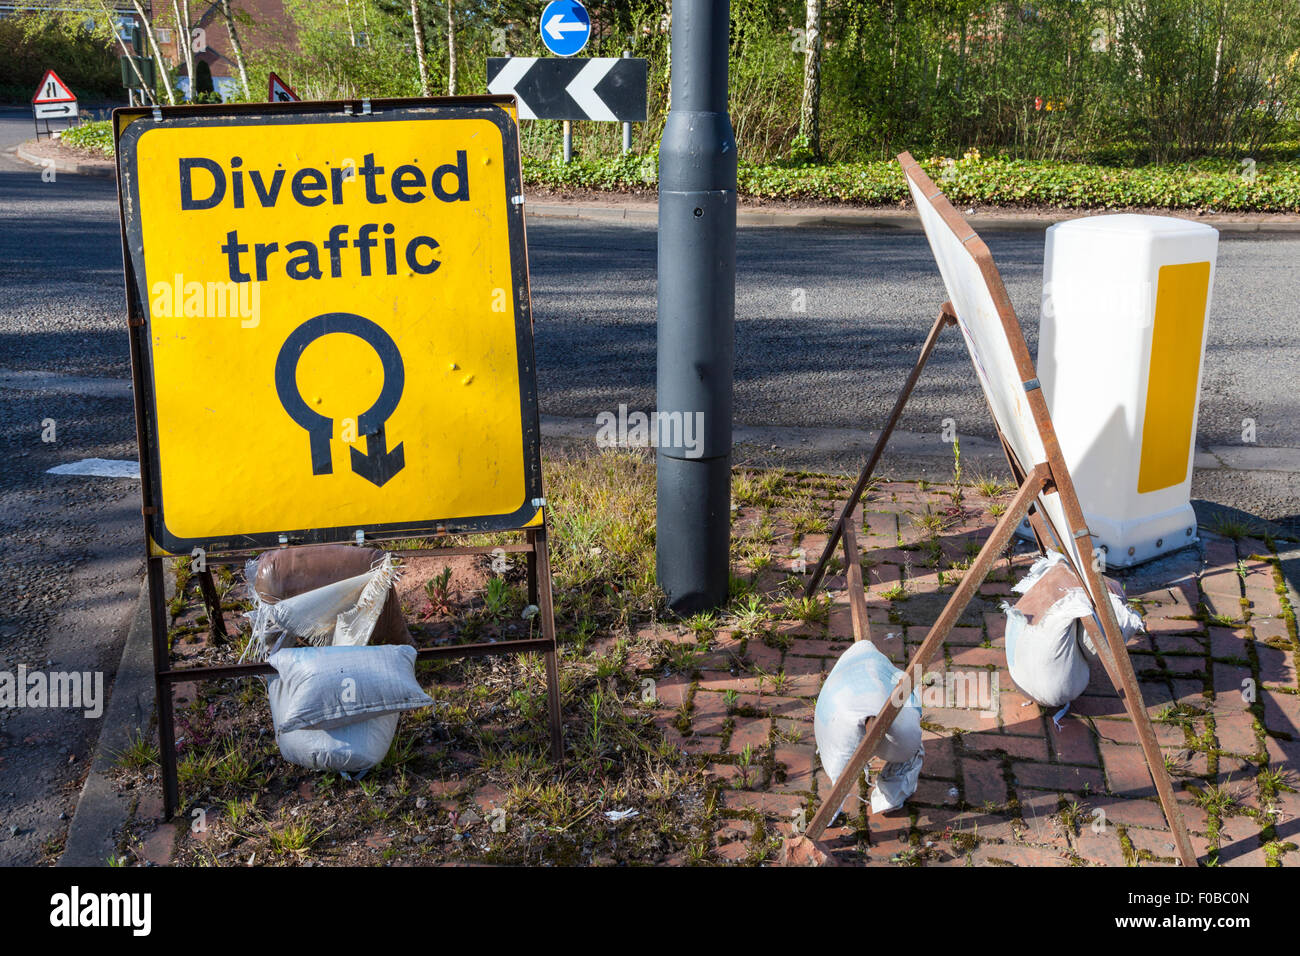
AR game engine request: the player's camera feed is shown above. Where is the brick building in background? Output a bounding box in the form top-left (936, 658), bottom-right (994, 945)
top-left (151, 1), bottom-right (297, 101)
top-left (0, 1), bottom-right (296, 101)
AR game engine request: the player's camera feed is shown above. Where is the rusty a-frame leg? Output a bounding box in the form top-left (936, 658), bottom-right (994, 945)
top-left (196, 567), bottom-right (228, 644)
top-left (1081, 576), bottom-right (1196, 866)
top-left (529, 527), bottom-right (565, 763)
top-left (994, 428), bottom-right (1056, 556)
top-left (805, 304), bottom-right (958, 600)
top-left (1044, 456), bottom-right (1198, 867)
top-left (840, 516), bottom-right (871, 643)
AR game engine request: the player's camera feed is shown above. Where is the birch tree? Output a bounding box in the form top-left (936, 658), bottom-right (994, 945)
top-left (171, 0), bottom-right (195, 101)
top-left (218, 0), bottom-right (251, 98)
top-left (128, 0), bottom-right (176, 104)
top-left (446, 0), bottom-right (457, 95)
top-left (797, 0), bottom-right (822, 158)
top-left (411, 0), bottom-right (431, 95)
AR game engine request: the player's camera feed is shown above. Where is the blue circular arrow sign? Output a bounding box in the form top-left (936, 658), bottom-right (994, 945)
top-left (539, 0), bottom-right (590, 56)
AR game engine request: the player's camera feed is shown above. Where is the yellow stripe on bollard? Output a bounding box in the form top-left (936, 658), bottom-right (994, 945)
top-left (1137, 260), bottom-right (1211, 494)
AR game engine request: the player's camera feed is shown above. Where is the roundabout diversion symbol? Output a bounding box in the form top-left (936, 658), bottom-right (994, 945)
top-left (274, 312), bottom-right (407, 487)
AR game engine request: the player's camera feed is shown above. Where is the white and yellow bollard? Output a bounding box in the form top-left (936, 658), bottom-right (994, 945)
top-left (1034, 214), bottom-right (1219, 568)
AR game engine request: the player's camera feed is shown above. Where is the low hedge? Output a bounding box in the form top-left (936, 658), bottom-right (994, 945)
top-left (56, 122), bottom-right (1300, 212)
top-left (526, 151), bottom-right (1300, 213)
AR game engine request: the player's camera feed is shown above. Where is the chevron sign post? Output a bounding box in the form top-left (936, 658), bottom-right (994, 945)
top-left (487, 57), bottom-right (647, 122)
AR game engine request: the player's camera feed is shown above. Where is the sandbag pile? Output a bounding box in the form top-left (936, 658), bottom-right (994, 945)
top-left (814, 641), bottom-right (924, 814)
top-left (1003, 550), bottom-right (1143, 711)
top-left (241, 544), bottom-right (426, 775)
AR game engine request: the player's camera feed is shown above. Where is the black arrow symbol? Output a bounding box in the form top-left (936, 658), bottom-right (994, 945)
top-left (39, 105), bottom-right (72, 115)
top-left (275, 312), bottom-right (407, 484)
top-left (349, 425), bottom-right (405, 488)
top-left (516, 57), bottom-right (584, 118)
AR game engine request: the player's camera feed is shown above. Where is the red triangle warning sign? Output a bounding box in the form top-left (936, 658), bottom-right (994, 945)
top-left (33, 69), bottom-right (76, 104)
top-left (267, 72), bottom-right (300, 103)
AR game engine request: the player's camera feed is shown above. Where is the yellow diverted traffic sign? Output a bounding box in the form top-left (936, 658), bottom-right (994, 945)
top-left (116, 101), bottom-right (541, 555)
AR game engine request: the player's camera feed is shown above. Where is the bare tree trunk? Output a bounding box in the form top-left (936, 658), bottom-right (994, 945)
top-left (343, 0), bottom-right (357, 46)
top-left (218, 0), bottom-right (251, 99)
top-left (129, 0), bottom-right (176, 104)
top-left (798, 0), bottom-right (822, 158)
top-left (446, 0), bottom-right (457, 95)
top-left (410, 0), bottom-right (431, 95)
top-left (172, 0), bottom-right (195, 101)
top-left (957, 15), bottom-right (966, 97)
top-left (1212, 0), bottom-right (1226, 91)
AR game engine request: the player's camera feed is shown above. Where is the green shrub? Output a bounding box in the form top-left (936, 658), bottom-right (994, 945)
top-left (59, 120), bottom-right (115, 157)
top-left (0, 12), bottom-right (120, 104)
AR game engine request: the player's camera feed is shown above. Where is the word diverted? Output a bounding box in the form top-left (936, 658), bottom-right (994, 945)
top-left (178, 150), bottom-right (471, 282)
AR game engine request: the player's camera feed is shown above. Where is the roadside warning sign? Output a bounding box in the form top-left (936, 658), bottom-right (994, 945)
top-left (33, 69), bottom-right (75, 103)
top-left (114, 101), bottom-right (542, 554)
top-left (33, 69), bottom-right (77, 128)
top-left (267, 72), bottom-right (299, 102)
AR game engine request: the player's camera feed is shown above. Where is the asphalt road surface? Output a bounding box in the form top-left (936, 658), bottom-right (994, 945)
top-left (0, 108), bottom-right (1296, 862)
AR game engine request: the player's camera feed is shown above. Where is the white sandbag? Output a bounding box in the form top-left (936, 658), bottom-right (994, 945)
top-left (814, 641), bottom-right (924, 814)
top-left (1003, 551), bottom-right (1144, 709)
top-left (334, 556), bottom-right (399, 646)
top-left (267, 644), bottom-right (432, 733)
top-left (1004, 592), bottom-right (1095, 709)
top-left (241, 553), bottom-right (399, 662)
top-left (276, 712), bottom-right (399, 775)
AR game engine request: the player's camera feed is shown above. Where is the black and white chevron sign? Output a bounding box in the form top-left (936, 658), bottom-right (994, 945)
top-left (487, 57), bottom-right (647, 122)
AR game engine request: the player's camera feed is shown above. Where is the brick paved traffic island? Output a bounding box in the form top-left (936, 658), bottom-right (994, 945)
top-left (643, 477), bottom-right (1300, 867)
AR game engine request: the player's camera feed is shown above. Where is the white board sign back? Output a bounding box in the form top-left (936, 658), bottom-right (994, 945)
top-left (899, 153), bottom-right (1096, 595)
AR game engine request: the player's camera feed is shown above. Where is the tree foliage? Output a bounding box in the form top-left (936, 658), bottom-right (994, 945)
top-left (0, 9), bottom-right (121, 102)
top-left (14, 0), bottom-right (1292, 163)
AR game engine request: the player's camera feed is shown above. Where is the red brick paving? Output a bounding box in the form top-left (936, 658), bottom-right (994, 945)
top-left (961, 757), bottom-right (1009, 807)
top-left (728, 717), bottom-right (772, 753)
top-left (651, 486), bottom-right (1298, 866)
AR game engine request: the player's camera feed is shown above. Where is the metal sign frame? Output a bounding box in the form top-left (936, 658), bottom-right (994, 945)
top-left (791, 153), bottom-right (1197, 867)
top-left (113, 97), bottom-right (563, 821)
